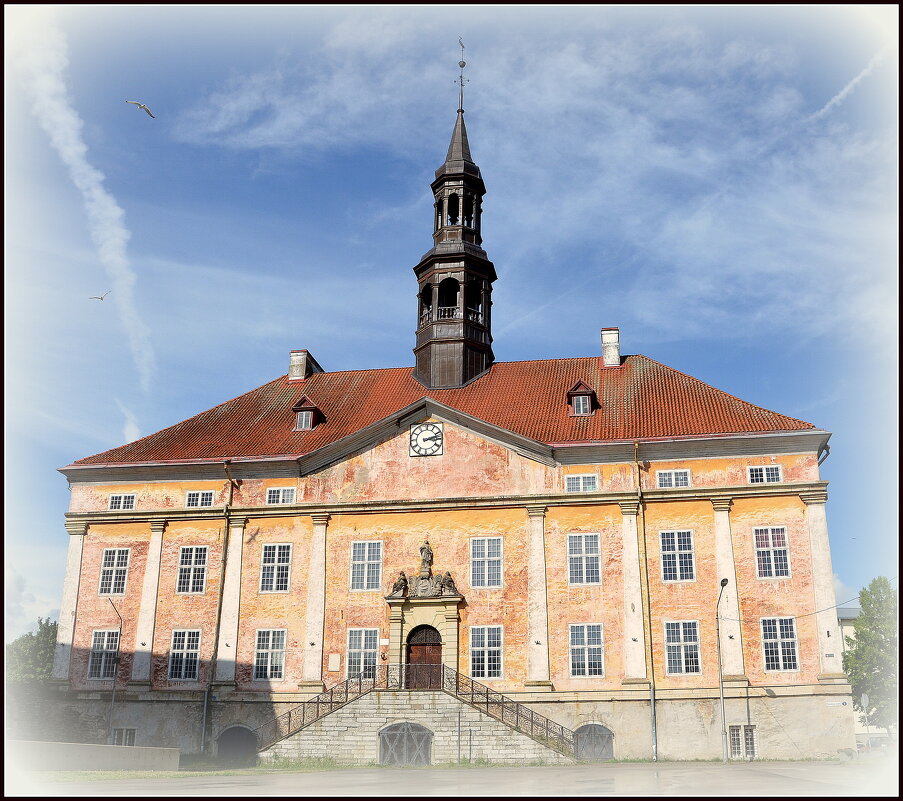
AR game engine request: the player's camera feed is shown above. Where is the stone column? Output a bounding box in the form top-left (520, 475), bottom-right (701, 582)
top-left (619, 502), bottom-right (647, 680)
top-left (214, 517), bottom-right (247, 683)
top-left (525, 506), bottom-right (552, 689)
top-left (52, 521), bottom-right (87, 682)
top-left (300, 513), bottom-right (330, 689)
top-left (130, 520), bottom-right (166, 684)
top-left (711, 498), bottom-right (745, 678)
top-left (801, 491), bottom-right (845, 679)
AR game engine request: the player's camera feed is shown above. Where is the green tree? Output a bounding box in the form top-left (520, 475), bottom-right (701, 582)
top-left (842, 577), bottom-right (898, 735)
top-left (5, 617), bottom-right (58, 683)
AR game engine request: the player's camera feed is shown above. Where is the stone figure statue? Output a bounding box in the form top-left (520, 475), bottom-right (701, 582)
top-left (441, 571), bottom-right (458, 596)
top-left (389, 571), bottom-right (408, 597)
top-left (419, 540), bottom-right (433, 577)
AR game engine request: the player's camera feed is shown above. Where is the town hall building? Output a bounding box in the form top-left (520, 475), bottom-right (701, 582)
top-left (51, 81), bottom-right (854, 764)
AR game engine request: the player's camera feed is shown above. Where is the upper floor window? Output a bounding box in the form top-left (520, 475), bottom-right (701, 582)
top-left (761, 617), bottom-right (798, 671)
top-left (567, 381), bottom-right (596, 416)
top-left (292, 395), bottom-right (321, 430)
top-left (88, 630), bottom-right (119, 679)
top-left (569, 624), bottom-right (604, 677)
top-left (266, 487), bottom-right (296, 505)
top-left (176, 546), bottom-right (208, 594)
top-left (471, 537), bottom-right (502, 588)
top-left (660, 531), bottom-right (695, 582)
top-left (664, 621), bottom-right (700, 674)
top-left (295, 410), bottom-right (313, 430)
top-left (657, 470), bottom-right (690, 489)
top-left (748, 465), bottom-right (782, 484)
top-left (470, 625), bottom-right (502, 679)
top-left (254, 629), bottom-right (286, 680)
top-left (346, 628), bottom-right (378, 679)
top-left (260, 544), bottom-right (292, 592)
top-left (754, 527), bottom-right (790, 578)
top-left (350, 541), bottom-right (382, 591)
top-left (168, 630), bottom-right (200, 680)
top-left (186, 490), bottom-right (214, 508)
top-left (568, 533), bottom-right (601, 585)
top-left (108, 493), bottom-right (136, 510)
top-left (565, 474), bottom-right (598, 493)
top-left (572, 394), bottom-right (591, 416)
top-left (99, 548), bottom-right (130, 595)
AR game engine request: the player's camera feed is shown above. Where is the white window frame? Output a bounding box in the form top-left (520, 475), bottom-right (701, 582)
top-left (186, 490), bottom-right (215, 508)
top-left (108, 493), bottom-right (136, 511)
top-left (176, 546), bottom-right (208, 594)
top-left (761, 616), bottom-right (799, 672)
top-left (569, 623), bottom-right (605, 677)
top-left (565, 474), bottom-right (598, 493)
top-left (470, 537), bottom-right (503, 589)
top-left (470, 625), bottom-right (503, 679)
top-left (754, 527), bottom-right (791, 579)
top-left (747, 465), bottom-right (783, 484)
top-left (571, 394), bottom-right (592, 416)
top-left (346, 628), bottom-right (379, 679)
top-left (254, 629), bottom-right (286, 680)
top-left (98, 548), bottom-right (131, 596)
top-left (656, 469), bottom-right (691, 489)
top-left (87, 629), bottom-right (120, 679)
top-left (259, 544), bottom-right (292, 593)
top-left (567, 533), bottom-right (601, 586)
top-left (266, 487), bottom-right (296, 505)
top-left (349, 541), bottom-right (383, 591)
top-left (664, 620), bottom-right (701, 675)
top-left (729, 724), bottom-right (758, 759)
top-left (168, 629), bottom-right (201, 681)
top-left (295, 410), bottom-right (314, 430)
top-left (112, 728), bottom-right (137, 746)
top-left (660, 531), bottom-right (696, 583)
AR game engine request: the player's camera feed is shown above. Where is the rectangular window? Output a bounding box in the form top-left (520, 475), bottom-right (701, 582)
top-left (748, 466), bottom-right (782, 484)
top-left (88, 630), bottom-right (120, 679)
top-left (260, 544), bottom-right (292, 592)
top-left (168, 630), bottom-right (200, 680)
top-left (254, 630), bottom-right (286, 680)
top-left (729, 725), bottom-right (758, 759)
top-left (186, 490), bottom-right (214, 507)
top-left (572, 395), bottom-right (591, 416)
top-left (471, 537), bottom-right (502, 588)
top-left (176, 546), bottom-right (208, 594)
top-left (470, 626), bottom-right (502, 679)
top-left (350, 542), bottom-right (382, 591)
top-left (568, 534), bottom-right (601, 585)
top-left (266, 487), bottom-right (296, 504)
top-left (656, 470), bottom-right (690, 489)
top-left (108, 493), bottom-right (136, 510)
top-left (295, 410), bottom-right (313, 430)
top-left (754, 527), bottom-right (790, 578)
top-left (664, 621), bottom-right (701, 674)
top-left (98, 548), bottom-right (130, 595)
top-left (660, 531), bottom-right (695, 582)
top-left (346, 628), bottom-right (378, 679)
top-left (565, 474), bottom-right (598, 493)
top-left (112, 728), bottom-right (137, 746)
top-left (762, 617), bottom-right (799, 671)
top-left (569, 624), bottom-right (604, 677)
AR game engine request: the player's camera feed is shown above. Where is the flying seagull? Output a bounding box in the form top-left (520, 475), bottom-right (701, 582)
top-left (90, 291), bottom-right (111, 301)
top-left (126, 100), bottom-right (155, 118)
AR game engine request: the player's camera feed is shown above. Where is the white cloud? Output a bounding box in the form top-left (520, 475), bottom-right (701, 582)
top-left (115, 400), bottom-right (142, 444)
top-left (807, 47), bottom-right (890, 121)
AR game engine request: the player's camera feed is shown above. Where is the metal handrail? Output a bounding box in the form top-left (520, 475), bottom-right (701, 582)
top-left (252, 664), bottom-right (575, 758)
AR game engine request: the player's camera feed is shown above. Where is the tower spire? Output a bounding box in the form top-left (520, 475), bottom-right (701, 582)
top-left (457, 38), bottom-right (467, 113)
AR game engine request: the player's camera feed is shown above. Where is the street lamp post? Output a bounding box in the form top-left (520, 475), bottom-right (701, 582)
top-left (715, 577), bottom-right (729, 763)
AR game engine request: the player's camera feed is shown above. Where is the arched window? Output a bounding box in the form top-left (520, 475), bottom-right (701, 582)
top-left (437, 278), bottom-right (460, 319)
top-left (446, 193), bottom-right (460, 226)
top-left (464, 282), bottom-right (482, 323)
top-left (379, 722), bottom-right (433, 766)
top-left (463, 194), bottom-right (474, 227)
top-left (420, 285), bottom-right (433, 324)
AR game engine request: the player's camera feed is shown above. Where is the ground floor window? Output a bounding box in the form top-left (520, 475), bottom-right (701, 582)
top-left (112, 728), bottom-right (136, 746)
top-left (254, 630), bottom-right (286, 680)
top-left (470, 626), bottom-right (502, 679)
top-left (347, 628), bottom-right (378, 678)
top-left (729, 724), bottom-right (757, 759)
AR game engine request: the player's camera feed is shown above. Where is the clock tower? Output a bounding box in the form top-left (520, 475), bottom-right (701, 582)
top-left (412, 75), bottom-right (496, 389)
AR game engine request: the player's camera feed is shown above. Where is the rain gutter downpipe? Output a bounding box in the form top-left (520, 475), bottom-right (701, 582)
top-left (635, 441), bottom-right (658, 761)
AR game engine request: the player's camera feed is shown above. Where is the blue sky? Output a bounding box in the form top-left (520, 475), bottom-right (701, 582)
top-left (5, 6), bottom-right (897, 641)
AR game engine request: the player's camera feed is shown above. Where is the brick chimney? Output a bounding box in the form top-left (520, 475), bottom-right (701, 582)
top-left (288, 350), bottom-right (324, 380)
top-left (601, 328), bottom-right (621, 368)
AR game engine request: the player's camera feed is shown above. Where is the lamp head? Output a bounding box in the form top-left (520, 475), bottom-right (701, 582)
top-left (720, 578), bottom-right (729, 587)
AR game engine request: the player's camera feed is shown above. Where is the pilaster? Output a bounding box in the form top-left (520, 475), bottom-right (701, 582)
top-left (300, 513), bottom-right (330, 690)
top-left (52, 522), bottom-right (88, 681)
top-left (214, 517), bottom-right (247, 683)
top-left (130, 520), bottom-right (166, 684)
top-left (525, 505), bottom-right (552, 690)
top-left (619, 501), bottom-right (647, 680)
top-left (711, 498), bottom-right (745, 677)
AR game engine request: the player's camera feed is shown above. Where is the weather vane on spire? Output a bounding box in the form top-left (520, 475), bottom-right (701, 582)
top-left (456, 37), bottom-right (468, 113)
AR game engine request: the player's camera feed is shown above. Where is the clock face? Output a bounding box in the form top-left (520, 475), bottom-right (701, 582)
top-left (409, 422), bottom-right (444, 456)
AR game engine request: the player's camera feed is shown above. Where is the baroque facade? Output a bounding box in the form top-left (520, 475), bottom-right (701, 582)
top-left (52, 94), bottom-right (854, 764)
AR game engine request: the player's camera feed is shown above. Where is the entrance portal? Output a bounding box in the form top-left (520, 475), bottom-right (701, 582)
top-left (406, 625), bottom-right (442, 688)
top-left (379, 722), bottom-right (433, 766)
top-left (574, 723), bottom-right (614, 761)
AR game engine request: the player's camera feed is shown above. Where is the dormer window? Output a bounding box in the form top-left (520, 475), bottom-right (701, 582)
top-left (567, 381), bottom-right (597, 417)
top-left (292, 396), bottom-right (321, 431)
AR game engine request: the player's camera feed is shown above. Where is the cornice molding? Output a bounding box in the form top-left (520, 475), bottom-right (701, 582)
top-left (711, 498), bottom-right (734, 513)
top-left (799, 490), bottom-right (828, 505)
top-left (618, 501), bottom-right (640, 516)
top-left (310, 513), bottom-right (331, 526)
top-left (526, 505), bottom-right (547, 519)
top-left (149, 520), bottom-right (167, 535)
top-left (64, 520), bottom-right (88, 536)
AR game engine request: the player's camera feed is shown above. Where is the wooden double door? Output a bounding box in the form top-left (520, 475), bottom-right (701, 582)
top-left (405, 625), bottom-right (442, 688)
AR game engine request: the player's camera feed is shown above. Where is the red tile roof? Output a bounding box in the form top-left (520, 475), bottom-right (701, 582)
top-left (69, 355), bottom-right (816, 466)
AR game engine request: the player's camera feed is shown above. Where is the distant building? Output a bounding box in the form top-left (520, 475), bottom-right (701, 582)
top-left (51, 86), bottom-right (854, 765)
